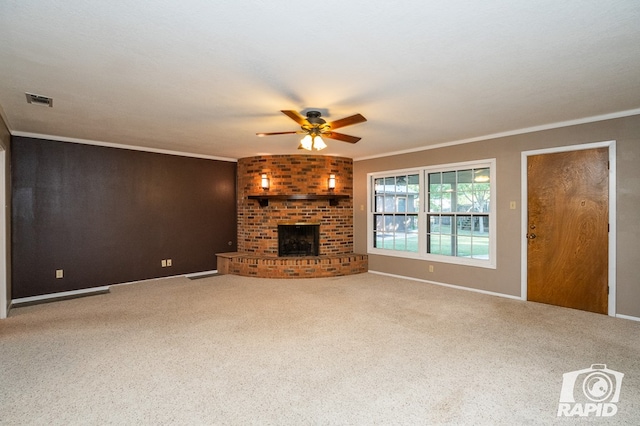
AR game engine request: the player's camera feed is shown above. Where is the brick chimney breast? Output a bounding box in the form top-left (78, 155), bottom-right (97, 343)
top-left (237, 155), bottom-right (353, 256)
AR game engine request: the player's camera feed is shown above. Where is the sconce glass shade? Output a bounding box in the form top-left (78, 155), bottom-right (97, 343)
top-left (328, 174), bottom-right (336, 190)
top-left (313, 136), bottom-right (327, 151)
top-left (261, 173), bottom-right (269, 189)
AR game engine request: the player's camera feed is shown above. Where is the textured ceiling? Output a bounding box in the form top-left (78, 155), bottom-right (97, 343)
top-left (1, 0), bottom-right (639, 160)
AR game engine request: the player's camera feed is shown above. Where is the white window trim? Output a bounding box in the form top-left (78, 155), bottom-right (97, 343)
top-left (367, 159), bottom-right (496, 269)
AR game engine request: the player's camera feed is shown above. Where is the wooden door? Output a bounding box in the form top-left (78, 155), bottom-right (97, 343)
top-left (527, 148), bottom-right (609, 314)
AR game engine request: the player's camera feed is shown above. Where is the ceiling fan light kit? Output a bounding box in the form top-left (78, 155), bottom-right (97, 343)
top-left (257, 110), bottom-right (366, 151)
top-left (298, 134), bottom-right (326, 151)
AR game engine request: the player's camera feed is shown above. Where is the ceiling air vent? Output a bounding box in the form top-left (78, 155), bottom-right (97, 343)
top-left (25, 92), bottom-right (53, 107)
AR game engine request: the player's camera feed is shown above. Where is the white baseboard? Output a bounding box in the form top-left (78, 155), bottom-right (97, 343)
top-left (184, 270), bottom-right (218, 278)
top-left (10, 271), bottom-right (220, 309)
top-left (616, 313), bottom-right (640, 322)
top-left (368, 271), bottom-right (640, 321)
top-left (111, 271), bottom-right (218, 288)
top-left (367, 270), bottom-right (522, 301)
top-left (12, 286), bottom-right (110, 307)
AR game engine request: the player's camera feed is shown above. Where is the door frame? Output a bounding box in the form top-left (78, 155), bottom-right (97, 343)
top-left (520, 140), bottom-right (616, 316)
top-left (0, 149), bottom-right (6, 319)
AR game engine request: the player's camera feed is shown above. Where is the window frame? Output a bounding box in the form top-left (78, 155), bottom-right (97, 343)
top-left (367, 159), bottom-right (496, 269)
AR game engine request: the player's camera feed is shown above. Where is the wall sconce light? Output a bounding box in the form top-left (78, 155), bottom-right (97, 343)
top-left (328, 174), bottom-right (336, 190)
top-left (261, 173), bottom-right (269, 190)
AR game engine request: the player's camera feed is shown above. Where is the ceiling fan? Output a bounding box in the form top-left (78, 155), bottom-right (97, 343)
top-left (257, 110), bottom-right (367, 151)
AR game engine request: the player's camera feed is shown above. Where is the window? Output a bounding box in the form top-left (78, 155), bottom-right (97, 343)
top-left (369, 160), bottom-right (495, 268)
top-left (373, 173), bottom-right (420, 252)
top-left (427, 167), bottom-right (490, 259)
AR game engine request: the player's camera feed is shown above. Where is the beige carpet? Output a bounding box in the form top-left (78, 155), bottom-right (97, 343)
top-left (1, 273), bottom-right (639, 425)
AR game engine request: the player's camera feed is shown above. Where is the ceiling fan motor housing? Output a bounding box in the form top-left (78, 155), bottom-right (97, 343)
top-left (305, 111), bottom-right (326, 126)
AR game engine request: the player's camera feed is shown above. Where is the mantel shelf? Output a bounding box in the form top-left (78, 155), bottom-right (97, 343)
top-left (248, 193), bottom-right (349, 207)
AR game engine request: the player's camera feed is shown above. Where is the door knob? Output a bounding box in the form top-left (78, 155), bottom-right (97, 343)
top-left (527, 233), bottom-right (537, 239)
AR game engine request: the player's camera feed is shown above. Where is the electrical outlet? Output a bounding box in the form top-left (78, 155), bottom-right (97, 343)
top-left (167, 259), bottom-right (172, 267)
top-left (56, 269), bottom-right (63, 279)
top-left (428, 265), bottom-right (434, 273)
top-left (161, 259), bottom-right (167, 267)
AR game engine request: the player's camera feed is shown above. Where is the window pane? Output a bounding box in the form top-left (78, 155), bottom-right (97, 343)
top-left (430, 192), bottom-right (442, 212)
top-left (457, 234), bottom-right (472, 257)
top-left (408, 195), bottom-right (418, 213)
top-left (471, 237), bottom-right (489, 259)
top-left (456, 215), bottom-right (471, 233)
top-left (375, 195), bottom-right (384, 212)
top-left (374, 214), bottom-right (384, 248)
top-left (396, 176), bottom-right (407, 193)
top-left (473, 168), bottom-right (490, 183)
top-left (442, 171), bottom-right (456, 190)
top-left (374, 232), bottom-right (383, 248)
top-left (472, 216), bottom-right (490, 235)
top-left (429, 172), bottom-right (442, 192)
top-left (428, 215), bottom-right (442, 233)
top-left (439, 234), bottom-right (454, 256)
top-left (457, 184), bottom-right (473, 212)
top-left (429, 234), bottom-right (441, 254)
top-left (472, 183), bottom-right (490, 213)
top-left (384, 195), bottom-right (395, 212)
top-left (396, 197), bottom-right (404, 212)
top-left (374, 177), bottom-right (385, 192)
top-left (458, 169), bottom-right (473, 185)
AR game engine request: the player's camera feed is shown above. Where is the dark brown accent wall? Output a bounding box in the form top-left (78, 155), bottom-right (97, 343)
top-left (11, 137), bottom-right (237, 299)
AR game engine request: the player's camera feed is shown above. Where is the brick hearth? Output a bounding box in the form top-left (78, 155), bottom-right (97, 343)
top-left (221, 154), bottom-right (367, 278)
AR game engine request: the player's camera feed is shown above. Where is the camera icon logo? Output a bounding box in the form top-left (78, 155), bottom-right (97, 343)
top-left (582, 370), bottom-right (614, 402)
top-left (558, 364), bottom-right (624, 417)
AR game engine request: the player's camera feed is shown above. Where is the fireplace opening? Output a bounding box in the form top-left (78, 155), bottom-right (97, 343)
top-left (278, 223), bottom-right (320, 257)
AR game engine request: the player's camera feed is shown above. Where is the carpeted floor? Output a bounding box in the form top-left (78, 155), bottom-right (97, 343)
top-left (1, 273), bottom-right (639, 425)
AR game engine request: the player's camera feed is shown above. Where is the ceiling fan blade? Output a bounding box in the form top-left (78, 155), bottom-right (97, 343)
top-left (327, 113), bottom-right (367, 130)
top-left (256, 131), bottom-right (299, 136)
top-left (280, 110), bottom-right (307, 125)
top-left (324, 132), bottom-right (361, 144)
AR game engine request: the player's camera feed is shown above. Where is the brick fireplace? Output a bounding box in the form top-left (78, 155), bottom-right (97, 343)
top-left (219, 154), bottom-right (367, 278)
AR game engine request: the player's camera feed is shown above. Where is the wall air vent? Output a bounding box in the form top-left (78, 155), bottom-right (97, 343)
top-left (25, 93), bottom-right (53, 107)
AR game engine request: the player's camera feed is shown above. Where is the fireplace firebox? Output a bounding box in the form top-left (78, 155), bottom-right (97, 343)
top-left (278, 223), bottom-right (320, 257)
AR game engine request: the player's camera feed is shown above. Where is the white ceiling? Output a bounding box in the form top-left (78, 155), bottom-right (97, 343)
top-left (1, 1), bottom-right (640, 161)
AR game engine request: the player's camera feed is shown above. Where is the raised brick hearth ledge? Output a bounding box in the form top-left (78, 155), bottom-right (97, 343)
top-left (217, 252), bottom-right (368, 278)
